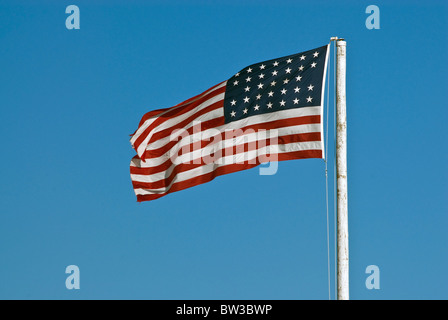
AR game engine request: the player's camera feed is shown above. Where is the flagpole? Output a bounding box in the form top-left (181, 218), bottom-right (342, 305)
top-left (335, 38), bottom-right (349, 300)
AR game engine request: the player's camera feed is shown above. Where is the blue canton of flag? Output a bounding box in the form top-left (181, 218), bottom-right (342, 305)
top-left (224, 45), bottom-right (328, 123)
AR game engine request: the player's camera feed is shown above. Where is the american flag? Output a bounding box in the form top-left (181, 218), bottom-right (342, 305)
top-left (130, 44), bottom-right (329, 202)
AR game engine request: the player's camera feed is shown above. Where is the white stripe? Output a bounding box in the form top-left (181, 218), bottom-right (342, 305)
top-left (133, 137), bottom-right (322, 183)
top-left (131, 81), bottom-right (226, 145)
top-left (145, 105), bottom-right (322, 152)
top-left (150, 93), bottom-right (225, 137)
top-left (131, 122), bottom-right (322, 169)
top-left (133, 140), bottom-right (321, 195)
top-left (132, 140), bottom-right (321, 184)
top-left (130, 81), bottom-right (227, 154)
top-left (136, 93), bottom-right (225, 157)
top-left (146, 100), bottom-right (225, 151)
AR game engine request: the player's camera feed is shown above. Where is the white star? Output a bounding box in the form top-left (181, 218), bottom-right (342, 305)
top-left (273, 61), bottom-right (279, 66)
top-left (299, 65), bottom-right (304, 71)
top-left (285, 67), bottom-right (292, 74)
top-left (307, 96), bottom-right (313, 103)
top-left (257, 83), bottom-right (264, 89)
top-left (260, 64), bottom-right (266, 70)
top-left (258, 73), bottom-right (265, 79)
top-left (243, 108), bottom-right (248, 114)
top-left (300, 55), bottom-right (306, 61)
top-left (286, 58), bottom-right (293, 63)
top-left (295, 75), bottom-right (302, 81)
top-left (233, 80), bottom-right (239, 86)
top-left (311, 62), bottom-right (317, 68)
top-left (280, 100), bottom-right (286, 106)
top-left (270, 81), bottom-right (277, 86)
top-left (268, 91), bottom-right (274, 97)
top-left (293, 98), bottom-right (299, 104)
top-left (247, 67), bottom-right (253, 73)
top-left (294, 86), bottom-right (300, 93)
top-left (230, 99), bottom-right (237, 106)
top-left (308, 84), bottom-right (314, 91)
top-left (256, 94), bottom-right (262, 100)
top-left (245, 76), bottom-right (251, 82)
top-left (230, 110), bottom-right (236, 117)
top-left (244, 86), bottom-right (251, 92)
top-left (254, 104), bottom-right (260, 111)
top-left (267, 102), bottom-right (273, 108)
top-left (281, 88), bottom-right (287, 95)
top-left (272, 70), bottom-right (278, 76)
top-left (313, 51), bottom-right (319, 58)
top-left (243, 96), bottom-right (250, 103)
top-left (235, 72), bottom-right (240, 77)
top-left (283, 78), bottom-right (289, 84)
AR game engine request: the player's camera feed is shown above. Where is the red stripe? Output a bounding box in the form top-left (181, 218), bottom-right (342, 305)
top-left (149, 100), bottom-right (224, 144)
top-left (129, 108), bottom-right (169, 136)
top-left (131, 132), bottom-right (321, 176)
top-left (142, 114), bottom-right (321, 160)
top-left (143, 116), bottom-right (226, 159)
top-left (132, 135), bottom-right (320, 189)
top-left (135, 149), bottom-right (322, 202)
top-left (137, 81), bottom-right (225, 126)
top-left (132, 86), bottom-right (226, 158)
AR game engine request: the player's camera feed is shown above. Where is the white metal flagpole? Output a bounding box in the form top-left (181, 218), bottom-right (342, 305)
top-left (335, 38), bottom-right (349, 300)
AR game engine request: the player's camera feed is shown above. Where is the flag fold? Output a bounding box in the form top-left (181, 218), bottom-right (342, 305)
top-left (130, 44), bottom-right (329, 202)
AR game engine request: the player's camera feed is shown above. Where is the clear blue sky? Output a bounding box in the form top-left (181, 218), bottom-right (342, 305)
top-left (0, 0), bottom-right (447, 300)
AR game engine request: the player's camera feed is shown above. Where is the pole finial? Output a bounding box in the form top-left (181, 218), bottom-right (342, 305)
top-left (331, 37), bottom-right (346, 42)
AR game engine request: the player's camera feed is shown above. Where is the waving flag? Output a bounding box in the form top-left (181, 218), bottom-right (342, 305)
top-left (130, 44), bottom-right (329, 202)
